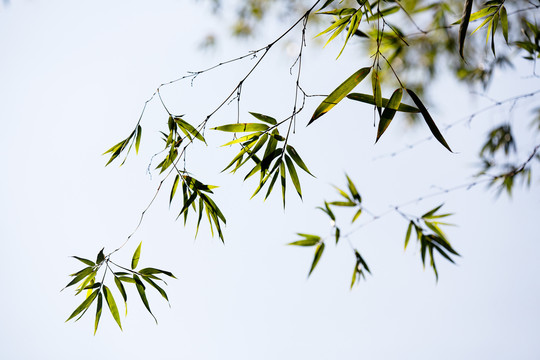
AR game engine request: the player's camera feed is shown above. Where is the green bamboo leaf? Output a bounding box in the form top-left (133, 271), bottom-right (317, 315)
top-left (75, 272), bottom-right (97, 295)
top-left (350, 263), bottom-right (358, 289)
top-left (309, 67), bottom-right (371, 124)
top-left (285, 155), bottom-right (302, 199)
top-left (264, 170), bottom-right (280, 200)
top-left (94, 292), bottom-right (103, 335)
top-left (170, 175), bottom-right (180, 205)
top-left (135, 125), bottom-right (142, 154)
top-left (372, 70), bottom-right (382, 115)
top-left (422, 204), bottom-right (444, 218)
top-left (347, 93), bottom-right (419, 112)
top-left (404, 221), bottom-right (413, 249)
top-left (406, 89), bottom-right (452, 152)
top-left (72, 256), bottom-right (95, 267)
top-left (329, 201), bottom-right (356, 207)
top-left (318, 0), bottom-right (336, 11)
top-left (174, 117), bottom-right (206, 143)
top-left (142, 276), bottom-right (170, 304)
top-left (376, 88), bottom-right (403, 142)
top-left (221, 133), bottom-right (260, 147)
top-left (114, 276), bottom-right (127, 301)
top-left (500, 6), bottom-right (508, 43)
top-left (471, 15), bottom-right (492, 36)
top-left (286, 145), bottom-right (314, 176)
top-left (195, 198), bottom-right (204, 237)
top-left (134, 274), bottom-right (157, 323)
top-left (352, 208), bottom-right (362, 223)
top-left (131, 242), bottom-right (142, 270)
top-left (66, 289), bottom-right (99, 322)
top-left (177, 192), bottom-right (197, 219)
top-left (334, 186), bottom-right (353, 202)
top-left (118, 276), bottom-right (136, 283)
top-left (96, 248), bottom-right (105, 264)
top-left (308, 243), bottom-right (325, 276)
top-left (288, 239), bottom-right (320, 246)
top-left (280, 161), bottom-right (286, 208)
top-left (139, 268), bottom-right (176, 279)
top-left (249, 112), bottom-right (277, 125)
top-left (211, 123), bottom-right (269, 132)
top-left (335, 227), bottom-right (340, 244)
top-left (103, 285), bottom-right (122, 330)
top-left (337, 12), bottom-right (361, 58)
top-left (345, 174), bottom-right (361, 202)
top-left (64, 267), bottom-right (94, 289)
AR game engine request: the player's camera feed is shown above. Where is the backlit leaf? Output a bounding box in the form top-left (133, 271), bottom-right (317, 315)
top-left (376, 88), bottom-right (402, 142)
top-left (211, 123), bottom-right (269, 132)
top-left (308, 243), bottom-right (325, 276)
top-left (66, 289), bottom-right (98, 322)
top-left (309, 67), bottom-right (371, 124)
top-left (347, 93), bottom-right (419, 112)
top-left (131, 242), bottom-right (142, 270)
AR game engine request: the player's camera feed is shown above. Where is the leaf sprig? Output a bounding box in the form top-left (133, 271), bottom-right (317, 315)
top-left (65, 243), bottom-right (176, 334)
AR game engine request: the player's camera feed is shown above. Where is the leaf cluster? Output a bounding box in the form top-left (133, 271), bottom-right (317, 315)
top-left (64, 243), bottom-right (176, 334)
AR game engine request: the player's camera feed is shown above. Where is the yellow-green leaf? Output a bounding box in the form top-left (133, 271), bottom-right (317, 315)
top-left (131, 242), bottom-right (142, 270)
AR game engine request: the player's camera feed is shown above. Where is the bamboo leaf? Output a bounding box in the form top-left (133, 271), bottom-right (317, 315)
top-left (404, 221), bottom-right (413, 249)
top-left (500, 6), bottom-right (508, 43)
top-left (352, 208), bottom-right (362, 223)
top-left (288, 239), bottom-right (320, 246)
top-left (347, 93), bottom-right (419, 112)
top-left (406, 89), bottom-right (452, 152)
top-left (280, 161), bottom-right (286, 208)
top-left (131, 242), bottom-right (142, 270)
top-left (458, 0), bottom-right (473, 58)
top-left (170, 175), bottom-right (180, 205)
top-left (345, 174), bottom-right (361, 202)
top-left (174, 117), bottom-right (205, 143)
top-left (66, 289), bottom-right (99, 322)
top-left (376, 88), bottom-right (403, 142)
top-left (285, 155), bottom-right (302, 199)
top-left (135, 125), bottom-right (142, 153)
top-left (142, 276), bottom-right (170, 304)
top-left (372, 70), bottom-right (382, 115)
top-left (94, 292), bottom-right (103, 335)
top-left (249, 112), bottom-right (277, 125)
top-left (211, 123), bottom-right (269, 132)
top-left (139, 268), bottom-right (177, 279)
top-left (308, 243), bottom-right (325, 276)
top-left (286, 145), bottom-right (314, 176)
top-left (134, 274), bottom-right (157, 324)
top-left (309, 67), bottom-right (371, 124)
top-left (72, 256), bottom-right (95, 267)
top-left (103, 285), bottom-right (122, 330)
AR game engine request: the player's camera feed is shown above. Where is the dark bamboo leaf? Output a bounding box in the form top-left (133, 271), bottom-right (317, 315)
top-left (458, 0), bottom-right (473, 58)
top-left (94, 292), bottom-right (103, 335)
top-left (347, 93), bottom-right (419, 112)
top-left (170, 175), bottom-right (180, 205)
top-left (286, 145), bottom-right (314, 176)
top-left (501, 6), bottom-right (508, 43)
top-left (249, 112), bottom-right (277, 125)
top-left (64, 267), bottom-right (94, 289)
top-left (377, 88), bottom-right (403, 142)
top-left (139, 268), bottom-right (176, 279)
top-left (96, 248), bottom-right (105, 264)
top-left (133, 274), bottom-right (157, 324)
top-left (406, 89), bottom-right (452, 152)
top-left (66, 289), bottom-right (99, 322)
top-left (72, 256), bottom-right (95, 267)
top-left (309, 67), bottom-right (371, 124)
top-left (285, 155), bottom-right (302, 199)
top-left (131, 242), bottom-right (142, 270)
top-left (142, 276), bottom-right (169, 304)
top-left (372, 70), bottom-right (382, 115)
top-left (335, 227), bottom-right (341, 244)
top-left (264, 170), bottom-right (279, 200)
top-left (280, 161), bottom-right (286, 208)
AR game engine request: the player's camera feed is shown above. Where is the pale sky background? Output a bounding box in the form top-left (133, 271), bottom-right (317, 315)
top-left (1, 1), bottom-right (539, 359)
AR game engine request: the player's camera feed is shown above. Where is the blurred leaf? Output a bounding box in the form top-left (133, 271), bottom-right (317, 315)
top-left (352, 208), bottom-right (362, 223)
top-left (404, 221), bottom-right (413, 249)
top-left (308, 243), bottom-right (325, 276)
top-left (309, 67), bottom-right (371, 124)
top-left (335, 227), bottom-right (340, 244)
top-left (131, 242), bottom-right (142, 270)
top-left (345, 174), bottom-right (361, 202)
